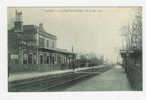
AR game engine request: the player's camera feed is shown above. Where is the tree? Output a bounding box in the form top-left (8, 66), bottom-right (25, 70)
top-left (121, 7), bottom-right (142, 51)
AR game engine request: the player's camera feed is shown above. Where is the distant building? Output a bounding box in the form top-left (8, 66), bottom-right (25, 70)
top-left (8, 10), bottom-right (75, 67)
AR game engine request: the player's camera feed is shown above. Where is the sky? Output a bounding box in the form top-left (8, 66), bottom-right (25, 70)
top-left (8, 7), bottom-right (139, 63)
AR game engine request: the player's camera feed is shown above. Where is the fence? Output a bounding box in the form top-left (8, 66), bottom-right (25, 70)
top-left (122, 50), bottom-right (142, 91)
top-left (8, 64), bottom-right (71, 74)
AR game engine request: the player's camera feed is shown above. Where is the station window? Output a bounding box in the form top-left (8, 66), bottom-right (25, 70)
top-left (52, 41), bottom-right (55, 48)
top-left (28, 54), bottom-right (33, 64)
top-left (58, 56), bottom-right (61, 64)
top-left (40, 55), bottom-right (43, 64)
top-left (50, 54), bottom-right (55, 64)
top-left (47, 40), bottom-right (49, 48)
top-left (47, 56), bottom-right (50, 64)
top-left (39, 37), bottom-right (45, 47)
top-left (23, 54), bottom-right (28, 64)
top-left (33, 55), bottom-right (36, 64)
top-left (54, 54), bottom-right (57, 64)
top-left (52, 56), bottom-right (55, 64)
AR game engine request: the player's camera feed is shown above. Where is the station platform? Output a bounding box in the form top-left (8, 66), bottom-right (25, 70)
top-left (8, 65), bottom-right (105, 82)
top-left (8, 69), bottom-right (73, 82)
top-left (57, 65), bottom-right (132, 91)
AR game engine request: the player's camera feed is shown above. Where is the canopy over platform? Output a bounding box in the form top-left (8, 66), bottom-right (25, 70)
top-left (38, 47), bottom-right (76, 55)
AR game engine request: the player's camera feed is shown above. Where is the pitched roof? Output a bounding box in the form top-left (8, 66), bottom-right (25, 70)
top-left (23, 25), bottom-right (36, 30)
top-left (23, 25), bottom-right (57, 39)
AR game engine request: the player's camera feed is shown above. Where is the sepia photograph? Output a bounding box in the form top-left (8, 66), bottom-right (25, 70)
top-left (8, 7), bottom-right (142, 92)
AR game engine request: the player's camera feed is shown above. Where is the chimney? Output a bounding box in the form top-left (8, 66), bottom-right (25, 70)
top-left (39, 23), bottom-right (44, 31)
top-left (14, 10), bottom-right (23, 32)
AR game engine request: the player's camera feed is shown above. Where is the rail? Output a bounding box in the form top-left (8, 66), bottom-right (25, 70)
top-left (8, 65), bottom-right (111, 92)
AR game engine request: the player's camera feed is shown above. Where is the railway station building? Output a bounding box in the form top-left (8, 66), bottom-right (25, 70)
top-left (8, 10), bottom-right (76, 72)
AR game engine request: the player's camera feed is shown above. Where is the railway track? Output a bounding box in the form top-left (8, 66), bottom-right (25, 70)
top-left (8, 66), bottom-right (111, 92)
